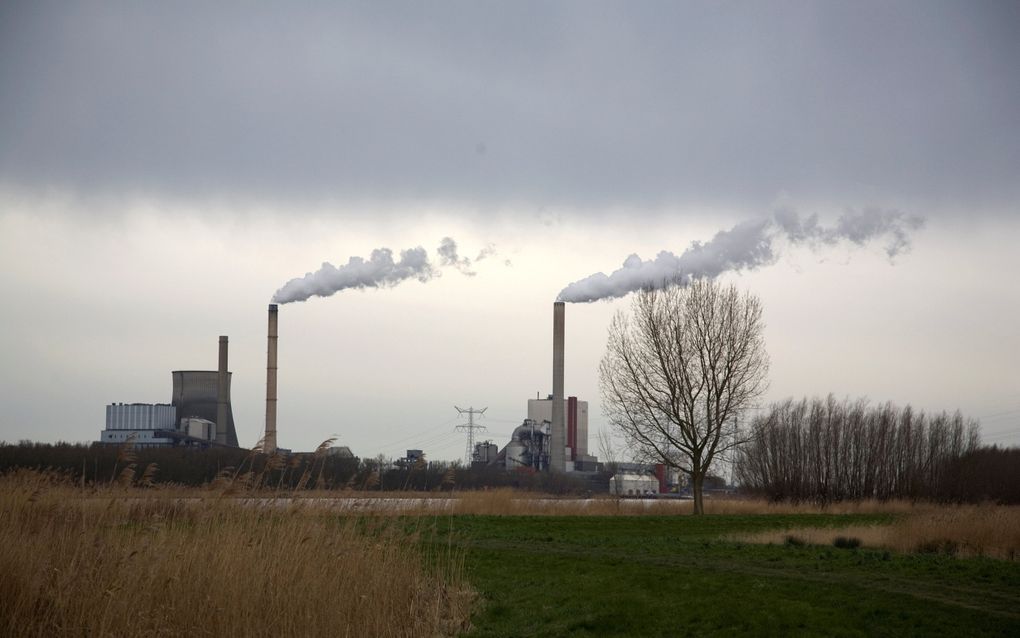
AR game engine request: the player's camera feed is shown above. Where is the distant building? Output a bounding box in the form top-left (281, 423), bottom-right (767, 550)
top-left (99, 403), bottom-right (177, 448)
top-left (326, 446), bottom-right (355, 459)
top-left (609, 473), bottom-right (660, 496)
top-left (180, 417), bottom-right (216, 441)
top-left (503, 419), bottom-right (549, 471)
top-left (527, 396), bottom-right (597, 471)
top-left (473, 440), bottom-right (500, 465)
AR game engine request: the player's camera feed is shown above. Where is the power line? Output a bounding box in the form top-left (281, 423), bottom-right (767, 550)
top-left (976, 405), bottom-right (1020, 419)
top-left (373, 416), bottom-right (460, 452)
top-left (454, 405), bottom-right (487, 464)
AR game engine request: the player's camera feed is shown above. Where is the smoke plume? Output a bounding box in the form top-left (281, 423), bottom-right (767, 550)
top-left (272, 247), bottom-right (435, 304)
top-left (437, 237), bottom-right (476, 276)
top-left (557, 208), bottom-right (924, 303)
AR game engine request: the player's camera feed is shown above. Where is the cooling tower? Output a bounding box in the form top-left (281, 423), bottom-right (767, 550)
top-left (265, 304), bottom-right (278, 454)
top-left (172, 370), bottom-right (238, 447)
top-left (550, 301), bottom-right (566, 472)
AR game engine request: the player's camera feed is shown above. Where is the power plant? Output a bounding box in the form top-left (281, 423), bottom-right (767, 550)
top-left (98, 299), bottom-right (613, 479)
top-left (99, 336), bottom-right (239, 448)
top-left (465, 302), bottom-right (599, 474)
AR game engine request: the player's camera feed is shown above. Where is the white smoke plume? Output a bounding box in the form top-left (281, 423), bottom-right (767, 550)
top-left (475, 243), bottom-right (499, 262)
top-left (271, 246), bottom-right (434, 304)
top-left (272, 237), bottom-right (495, 303)
top-left (437, 236), bottom-right (476, 276)
top-left (557, 208), bottom-right (925, 303)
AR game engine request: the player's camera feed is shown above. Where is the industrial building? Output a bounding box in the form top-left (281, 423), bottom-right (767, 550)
top-left (609, 473), bottom-right (661, 496)
top-left (98, 336), bottom-right (240, 449)
top-left (527, 396), bottom-right (598, 471)
top-left (99, 403), bottom-right (178, 447)
top-left (470, 394), bottom-right (598, 473)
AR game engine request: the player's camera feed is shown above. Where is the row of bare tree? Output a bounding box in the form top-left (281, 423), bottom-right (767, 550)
top-left (736, 396), bottom-right (980, 502)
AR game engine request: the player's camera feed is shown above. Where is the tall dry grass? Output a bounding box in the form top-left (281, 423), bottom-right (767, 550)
top-left (0, 470), bottom-right (472, 637)
top-left (733, 505), bottom-right (1020, 560)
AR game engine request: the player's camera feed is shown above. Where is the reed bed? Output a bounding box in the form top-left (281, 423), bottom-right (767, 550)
top-left (733, 504), bottom-right (1020, 560)
top-left (0, 470), bottom-right (472, 637)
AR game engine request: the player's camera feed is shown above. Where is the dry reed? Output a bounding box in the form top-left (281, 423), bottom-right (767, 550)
top-left (733, 504), bottom-right (1020, 560)
top-left (0, 470), bottom-right (472, 637)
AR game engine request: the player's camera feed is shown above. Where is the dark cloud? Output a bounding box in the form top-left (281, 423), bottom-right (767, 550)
top-left (1, 1), bottom-right (1018, 211)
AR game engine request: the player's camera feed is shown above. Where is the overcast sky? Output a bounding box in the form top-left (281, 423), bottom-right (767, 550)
top-left (1, 1), bottom-right (1017, 459)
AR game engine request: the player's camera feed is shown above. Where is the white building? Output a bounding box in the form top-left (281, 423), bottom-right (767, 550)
top-left (99, 403), bottom-right (177, 448)
top-left (105, 403), bottom-right (176, 430)
top-left (181, 417), bottom-right (216, 441)
top-left (609, 473), bottom-right (660, 496)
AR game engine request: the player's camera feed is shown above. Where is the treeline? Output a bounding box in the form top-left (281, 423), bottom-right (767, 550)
top-left (0, 442), bottom-right (599, 494)
top-left (736, 396), bottom-right (985, 503)
top-left (936, 446), bottom-right (1020, 504)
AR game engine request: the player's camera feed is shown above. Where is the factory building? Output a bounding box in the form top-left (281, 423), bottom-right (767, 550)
top-left (609, 473), bottom-right (661, 496)
top-left (526, 396), bottom-right (598, 471)
top-left (98, 336), bottom-right (240, 449)
top-left (475, 394), bottom-right (598, 473)
top-left (99, 403), bottom-right (179, 447)
top-left (503, 419), bottom-right (550, 470)
top-left (472, 441), bottom-right (500, 466)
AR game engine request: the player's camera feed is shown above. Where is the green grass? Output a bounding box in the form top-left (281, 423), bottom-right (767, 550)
top-left (425, 514), bottom-right (1020, 637)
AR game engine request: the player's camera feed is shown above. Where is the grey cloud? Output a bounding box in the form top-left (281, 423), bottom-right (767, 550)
top-left (0, 1), bottom-right (1018, 212)
top-left (558, 209), bottom-right (925, 302)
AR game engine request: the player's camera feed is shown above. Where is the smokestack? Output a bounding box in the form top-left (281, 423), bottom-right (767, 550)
top-left (216, 336), bottom-right (228, 445)
top-left (550, 302), bottom-right (566, 472)
top-left (265, 304), bottom-right (278, 454)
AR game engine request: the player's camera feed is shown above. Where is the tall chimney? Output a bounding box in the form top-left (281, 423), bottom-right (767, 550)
top-left (550, 302), bottom-right (566, 472)
top-left (265, 304), bottom-right (278, 454)
top-left (216, 336), bottom-right (229, 445)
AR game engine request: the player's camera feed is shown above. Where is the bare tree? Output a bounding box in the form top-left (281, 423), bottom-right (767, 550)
top-left (596, 428), bottom-right (621, 475)
top-left (736, 397), bottom-right (981, 503)
top-left (600, 279), bottom-right (769, 514)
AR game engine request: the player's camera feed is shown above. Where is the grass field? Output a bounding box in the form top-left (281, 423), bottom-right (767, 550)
top-left (435, 513), bottom-right (1020, 637)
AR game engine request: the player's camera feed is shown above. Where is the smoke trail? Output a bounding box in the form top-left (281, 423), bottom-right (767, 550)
top-left (272, 237), bottom-right (494, 303)
top-left (272, 246), bottom-right (435, 304)
top-left (557, 208), bottom-right (924, 303)
top-left (437, 237), bottom-right (476, 276)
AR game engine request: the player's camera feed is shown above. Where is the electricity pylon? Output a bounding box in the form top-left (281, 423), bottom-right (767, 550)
top-left (455, 406), bottom-right (487, 465)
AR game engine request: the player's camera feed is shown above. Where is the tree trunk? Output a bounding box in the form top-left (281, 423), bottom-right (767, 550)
top-left (692, 471), bottom-right (705, 515)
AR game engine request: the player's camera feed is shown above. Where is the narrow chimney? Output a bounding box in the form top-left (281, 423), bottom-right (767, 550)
top-left (550, 302), bottom-right (566, 472)
top-left (265, 304), bottom-right (279, 454)
top-left (216, 336), bottom-right (228, 445)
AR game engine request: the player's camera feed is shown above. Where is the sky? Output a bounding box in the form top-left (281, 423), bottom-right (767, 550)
top-left (1, 1), bottom-right (1018, 459)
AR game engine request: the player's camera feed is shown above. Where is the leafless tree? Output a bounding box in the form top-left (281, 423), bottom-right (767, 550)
top-left (736, 396), bottom-right (981, 502)
top-left (599, 278), bottom-right (769, 514)
top-left (596, 428), bottom-right (621, 475)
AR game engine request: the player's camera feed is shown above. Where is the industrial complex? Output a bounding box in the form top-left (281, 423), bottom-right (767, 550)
top-left (98, 301), bottom-right (675, 492)
top-left (98, 336), bottom-right (239, 449)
